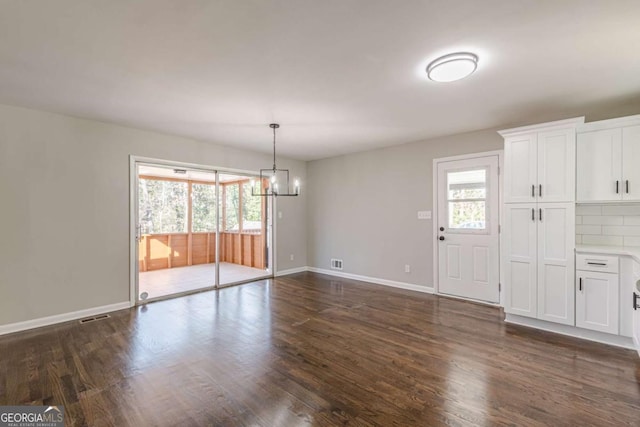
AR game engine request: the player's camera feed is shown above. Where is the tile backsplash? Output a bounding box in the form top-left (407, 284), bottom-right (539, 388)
top-left (576, 204), bottom-right (640, 247)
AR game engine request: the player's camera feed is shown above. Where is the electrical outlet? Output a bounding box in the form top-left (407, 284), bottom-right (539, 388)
top-left (405, 264), bottom-right (411, 273)
top-left (290, 254), bottom-right (294, 261)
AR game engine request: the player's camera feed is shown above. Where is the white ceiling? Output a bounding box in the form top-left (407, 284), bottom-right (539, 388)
top-left (1, 1), bottom-right (640, 161)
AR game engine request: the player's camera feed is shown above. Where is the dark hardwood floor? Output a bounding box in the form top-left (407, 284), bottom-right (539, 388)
top-left (1, 272), bottom-right (639, 426)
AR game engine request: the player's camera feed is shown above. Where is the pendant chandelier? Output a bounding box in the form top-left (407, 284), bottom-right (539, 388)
top-left (251, 123), bottom-right (300, 197)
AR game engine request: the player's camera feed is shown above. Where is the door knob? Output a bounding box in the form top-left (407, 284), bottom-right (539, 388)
top-left (439, 236), bottom-right (445, 241)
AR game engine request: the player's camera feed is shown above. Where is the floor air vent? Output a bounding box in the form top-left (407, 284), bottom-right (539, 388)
top-left (330, 259), bottom-right (343, 270)
top-left (79, 314), bottom-right (110, 324)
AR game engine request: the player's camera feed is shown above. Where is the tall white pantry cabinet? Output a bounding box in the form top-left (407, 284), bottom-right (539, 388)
top-left (500, 118), bottom-right (583, 325)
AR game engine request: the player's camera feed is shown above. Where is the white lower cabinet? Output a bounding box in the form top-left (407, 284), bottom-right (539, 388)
top-left (576, 270), bottom-right (619, 334)
top-left (503, 203), bottom-right (575, 325)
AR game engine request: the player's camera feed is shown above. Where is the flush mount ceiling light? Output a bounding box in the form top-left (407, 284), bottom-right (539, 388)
top-left (251, 123), bottom-right (300, 197)
top-left (426, 52), bottom-right (478, 82)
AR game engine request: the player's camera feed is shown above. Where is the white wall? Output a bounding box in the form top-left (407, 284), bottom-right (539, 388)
top-left (306, 129), bottom-right (503, 289)
top-left (0, 104), bottom-right (307, 326)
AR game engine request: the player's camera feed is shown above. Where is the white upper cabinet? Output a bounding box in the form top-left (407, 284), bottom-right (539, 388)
top-left (577, 129), bottom-right (622, 201)
top-left (504, 133), bottom-right (537, 203)
top-left (577, 115), bottom-right (640, 202)
top-left (501, 118), bottom-right (583, 204)
top-left (622, 125), bottom-right (640, 200)
top-left (537, 129), bottom-right (576, 203)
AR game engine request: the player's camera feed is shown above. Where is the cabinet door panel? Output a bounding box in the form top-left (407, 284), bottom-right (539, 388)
top-left (537, 203), bottom-right (575, 325)
top-left (622, 125), bottom-right (640, 201)
top-left (503, 204), bottom-right (537, 317)
top-left (504, 134), bottom-right (537, 203)
top-left (576, 271), bottom-right (619, 334)
top-left (577, 129), bottom-right (622, 201)
top-left (537, 129), bottom-right (575, 202)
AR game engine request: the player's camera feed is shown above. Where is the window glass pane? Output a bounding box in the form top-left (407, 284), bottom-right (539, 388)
top-left (242, 182), bottom-right (262, 232)
top-left (138, 179), bottom-right (188, 233)
top-left (448, 201), bottom-right (486, 229)
top-left (448, 169), bottom-right (486, 200)
top-left (224, 183), bottom-right (240, 231)
top-left (192, 183), bottom-right (216, 232)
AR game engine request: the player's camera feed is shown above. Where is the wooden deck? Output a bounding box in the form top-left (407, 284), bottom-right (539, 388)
top-left (139, 262), bottom-right (268, 299)
top-left (1, 272), bottom-right (639, 426)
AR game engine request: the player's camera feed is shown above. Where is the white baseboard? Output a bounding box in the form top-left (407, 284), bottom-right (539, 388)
top-left (307, 267), bottom-right (434, 294)
top-left (0, 301), bottom-right (131, 336)
top-left (505, 314), bottom-right (635, 350)
top-left (275, 266), bottom-right (309, 277)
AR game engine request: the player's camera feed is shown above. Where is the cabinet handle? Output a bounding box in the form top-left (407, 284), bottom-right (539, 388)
top-left (626, 180), bottom-right (630, 194)
top-left (634, 293), bottom-right (639, 310)
top-left (539, 184), bottom-right (542, 198)
top-left (532, 184), bottom-right (535, 198)
top-left (587, 262), bottom-right (607, 266)
top-left (539, 208), bottom-right (543, 222)
top-left (579, 277), bottom-right (583, 291)
top-left (531, 208), bottom-right (535, 221)
top-left (616, 180), bottom-right (619, 194)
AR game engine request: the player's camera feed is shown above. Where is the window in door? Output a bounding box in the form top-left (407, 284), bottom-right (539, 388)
top-left (447, 168), bottom-right (487, 231)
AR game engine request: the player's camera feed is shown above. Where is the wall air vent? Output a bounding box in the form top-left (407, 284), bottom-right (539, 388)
top-left (330, 259), bottom-right (343, 270)
top-left (79, 314), bottom-right (111, 324)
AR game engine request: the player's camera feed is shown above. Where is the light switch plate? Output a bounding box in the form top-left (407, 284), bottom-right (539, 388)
top-left (417, 210), bottom-right (431, 220)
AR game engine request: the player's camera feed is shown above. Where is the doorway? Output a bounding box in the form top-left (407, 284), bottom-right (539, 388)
top-left (130, 158), bottom-right (273, 304)
top-left (434, 152), bottom-right (501, 303)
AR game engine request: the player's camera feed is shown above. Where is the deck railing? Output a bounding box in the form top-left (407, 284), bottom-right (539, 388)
top-left (138, 231), bottom-right (265, 272)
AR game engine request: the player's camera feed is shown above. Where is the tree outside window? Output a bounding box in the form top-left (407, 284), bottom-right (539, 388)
top-left (138, 179), bottom-right (188, 234)
top-left (192, 183), bottom-right (216, 232)
top-left (224, 183), bottom-right (240, 231)
top-left (242, 182), bottom-right (262, 232)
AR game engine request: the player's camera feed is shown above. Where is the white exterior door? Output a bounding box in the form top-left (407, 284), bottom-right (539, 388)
top-left (576, 129), bottom-right (622, 202)
top-left (537, 129), bottom-right (575, 202)
top-left (436, 155), bottom-right (500, 303)
top-left (622, 126), bottom-right (640, 201)
top-left (536, 203), bottom-right (575, 325)
top-left (503, 204), bottom-right (537, 318)
top-left (576, 271), bottom-right (619, 334)
top-left (504, 133), bottom-right (537, 203)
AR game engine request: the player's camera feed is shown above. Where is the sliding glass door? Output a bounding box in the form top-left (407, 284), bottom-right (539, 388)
top-left (218, 173), bottom-right (271, 287)
top-left (134, 162), bottom-right (271, 303)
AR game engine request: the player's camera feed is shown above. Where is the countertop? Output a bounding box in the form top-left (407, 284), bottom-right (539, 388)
top-left (576, 245), bottom-right (640, 263)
